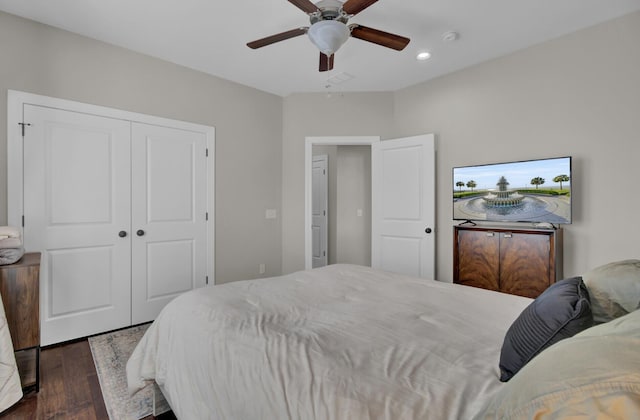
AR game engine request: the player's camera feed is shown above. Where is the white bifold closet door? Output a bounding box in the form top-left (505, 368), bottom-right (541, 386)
top-left (130, 122), bottom-right (207, 324)
top-left (23, 104), bottom-right (207, 345)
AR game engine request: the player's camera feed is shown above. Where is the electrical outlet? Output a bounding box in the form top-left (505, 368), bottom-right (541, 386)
top-left (259, 263), bottom-right (266, 274)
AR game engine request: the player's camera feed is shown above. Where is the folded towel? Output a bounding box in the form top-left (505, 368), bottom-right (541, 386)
top-left (0, 247), bottom-right (24, 265)
top-left (0, 227), bottom-right (20, 238)
top-left (0, 238), bottom-right (22, 250)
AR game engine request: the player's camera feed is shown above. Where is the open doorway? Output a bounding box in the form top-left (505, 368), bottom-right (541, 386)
top-left (312, 145), bottom-right (372, 268)
top-left (305, 136), bottom-right (380, 270)
top-left (306, 134), bottom-right (436, 278)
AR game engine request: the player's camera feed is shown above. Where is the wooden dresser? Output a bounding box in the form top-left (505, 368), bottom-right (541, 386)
top-left (0, 252), bottom-right (40, 391)
top-left (453, 226), bottom-right (563, 298)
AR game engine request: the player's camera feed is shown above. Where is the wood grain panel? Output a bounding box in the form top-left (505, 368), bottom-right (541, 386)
top-left (454, 229), bottom-right (500, 291)
top-left (500, 232), bottom-right (551, 298)
top-left (15, 348), bottom-right (38, 387)
top-left (0, 253), bottom-right (40, 349)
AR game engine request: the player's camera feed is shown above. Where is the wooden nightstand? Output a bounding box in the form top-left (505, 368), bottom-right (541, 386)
top-left (0, 252), bottom-right (41, 391)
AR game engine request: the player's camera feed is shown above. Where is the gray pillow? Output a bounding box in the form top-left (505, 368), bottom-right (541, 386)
top-left (582, 259), bottom-right (640, 324)
top-left (476, 309), bottom-right (640, 420)
top-left (499, 276), bottom-right (593, 382)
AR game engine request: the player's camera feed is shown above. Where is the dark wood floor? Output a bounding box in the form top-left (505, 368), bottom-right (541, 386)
top-left (0, 339), bottom-right (176, 420)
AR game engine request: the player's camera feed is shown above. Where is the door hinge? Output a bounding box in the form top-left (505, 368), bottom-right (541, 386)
top-left (206, 275), bottom-right (209, 285)
top-left (323, 251), bottom-right (326, 256)
top-left (323, 169), bottom-right (326, 175)
top-left (206, 212), bottom-right (209, 221)
top-left (18, 122), bottom-right (32, 137)
top-left (21, 215), bottom-right (25, 227)
top-left (206, 148), bottom-right (209, 157)
top-left (323, 210), bottom-right (326, 216)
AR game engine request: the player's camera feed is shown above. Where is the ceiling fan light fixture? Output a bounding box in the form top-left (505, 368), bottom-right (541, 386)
top-left (307, 20), bottom-right (350, 56)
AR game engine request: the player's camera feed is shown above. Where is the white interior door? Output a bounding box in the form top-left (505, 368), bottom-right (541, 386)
top-left (372, 134), bottom-right (435, 279)
top-left (131, 122), bottom-right (208, 324)
top-left (23, 105), bottom-right (132, 346)
top-left (312, 155), bottom-right (329, 268)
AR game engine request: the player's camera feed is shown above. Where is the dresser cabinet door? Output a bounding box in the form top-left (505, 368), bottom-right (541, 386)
top-left (455, 229), bottom-right (500, 291)
top-left (499, 232), bottom-right (552, 298)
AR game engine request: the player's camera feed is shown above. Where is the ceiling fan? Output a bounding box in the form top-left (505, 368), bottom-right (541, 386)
top-left (247, 0), bottom-right (410, 72)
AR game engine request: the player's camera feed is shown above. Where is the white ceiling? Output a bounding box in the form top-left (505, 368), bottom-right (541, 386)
top-left (1, 0), bottom-right (639, 97)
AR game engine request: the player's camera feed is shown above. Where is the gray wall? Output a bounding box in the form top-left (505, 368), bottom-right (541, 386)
top-left (393, 11), bottom-right (640, 280)
top-left (336, 145), bottom-right (371, 266)
top-left (282, 92), bottom-right (395, 274)
top-left (0, 11), bottom-right (283, 283)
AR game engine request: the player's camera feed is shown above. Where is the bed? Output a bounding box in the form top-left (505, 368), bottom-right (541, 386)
top-left (0, 291), bottom-right (22, 413)
top-left (126, 262), bottom-right (640, 419)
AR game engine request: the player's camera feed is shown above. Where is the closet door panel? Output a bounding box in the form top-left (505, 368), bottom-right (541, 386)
top-left (131, 123), bottom-right (208, 324)
top-left (23, 105), bottom-right (132, 346)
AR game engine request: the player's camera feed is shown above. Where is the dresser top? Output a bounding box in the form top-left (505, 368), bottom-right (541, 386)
top-left (1, 252), bottom-right (41, 269)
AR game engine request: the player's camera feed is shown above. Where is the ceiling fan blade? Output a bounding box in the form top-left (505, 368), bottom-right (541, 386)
top-left (319, 53), bottom-right (334, 72)
top-left (247, 27), bottom-right (308, 49)
top-left (350, 25), bottom-right (410, 51)
top-left (288, 0), bottom-right (320, 14)
top-left (342, 0), bottom-right (378, 15)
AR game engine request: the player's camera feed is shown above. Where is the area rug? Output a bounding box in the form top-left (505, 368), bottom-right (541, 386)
top-left (89, 324), bottom-right (171, 420)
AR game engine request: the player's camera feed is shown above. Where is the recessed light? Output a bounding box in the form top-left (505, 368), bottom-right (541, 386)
top-left (416, 51), bottom-right (431, 61)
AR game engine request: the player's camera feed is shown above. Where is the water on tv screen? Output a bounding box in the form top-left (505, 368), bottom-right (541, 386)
top-left (453, 156), bottom-right (572, 224)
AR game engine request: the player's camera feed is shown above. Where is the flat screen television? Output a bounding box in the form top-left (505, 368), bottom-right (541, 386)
top-left (453, 156), bottom-right (572, 224)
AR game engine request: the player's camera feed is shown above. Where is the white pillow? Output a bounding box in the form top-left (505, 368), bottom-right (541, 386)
top-left (475, 309), bottom-right (640, 419)
top-left (582, 259), bottom-right (640, 323)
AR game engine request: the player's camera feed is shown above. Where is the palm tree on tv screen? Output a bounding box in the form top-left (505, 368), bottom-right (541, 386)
top-left (553, 174), bottom-right (570, 190)
top-left (466, 180), bottom-right (477, 192)
top-left (530, 177), bottom-right (545, 189)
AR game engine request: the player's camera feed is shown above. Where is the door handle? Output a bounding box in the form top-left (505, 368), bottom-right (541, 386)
top-left (425, 227), bottom-right (432, 234)
top-left (136, 229), bottom-right (145, 236)
top-left (118, 230), bottom-right (127, 238)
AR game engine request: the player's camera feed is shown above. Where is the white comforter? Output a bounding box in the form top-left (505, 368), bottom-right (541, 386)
top-left (127, 264), bottom-right (531, 420)
top-left (0, 292), bottom-right (22, 413)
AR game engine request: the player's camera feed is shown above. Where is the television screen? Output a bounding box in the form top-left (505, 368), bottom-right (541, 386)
top-left (453, 156), bottom-right (572, 224)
